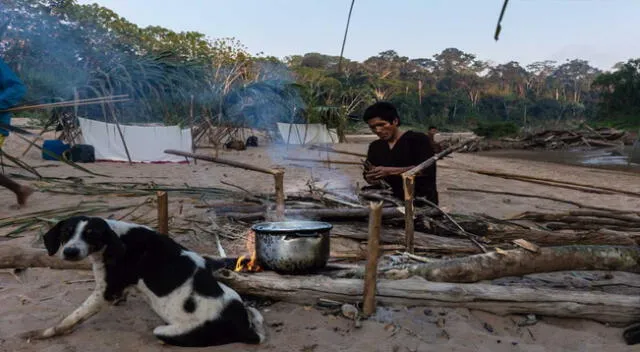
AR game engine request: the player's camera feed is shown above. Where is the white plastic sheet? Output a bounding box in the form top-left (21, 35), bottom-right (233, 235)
top-left (277, 123), bottom-right (338, 144)
top-left (77, 117), bottom-right (192, 163)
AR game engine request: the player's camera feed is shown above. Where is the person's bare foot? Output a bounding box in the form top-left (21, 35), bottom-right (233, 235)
top-left (16, 185), bottom-right (34, 207)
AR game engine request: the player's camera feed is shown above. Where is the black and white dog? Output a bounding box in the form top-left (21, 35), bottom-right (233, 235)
top-left (29, 216), bottom-right (266, 347)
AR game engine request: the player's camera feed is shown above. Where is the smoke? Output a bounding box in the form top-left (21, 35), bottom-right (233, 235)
top-left (0, 1), bottom-right (306, 130)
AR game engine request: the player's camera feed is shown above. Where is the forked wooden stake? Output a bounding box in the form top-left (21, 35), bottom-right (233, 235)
top-left (363, 201), bottom-right (384, 316)
top-left (157, 191), bottom-right (169, 235)
top-left (402, 175), bottom-right (416, 253)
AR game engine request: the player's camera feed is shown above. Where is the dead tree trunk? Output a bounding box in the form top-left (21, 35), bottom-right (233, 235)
top-left (213, 269), bottom-right (640, 325)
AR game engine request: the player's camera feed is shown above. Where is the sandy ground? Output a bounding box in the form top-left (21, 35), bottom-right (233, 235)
top-left (1, 125), bottom-right (640, 351)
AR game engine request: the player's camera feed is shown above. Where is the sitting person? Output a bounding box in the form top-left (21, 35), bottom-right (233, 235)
top-left (427, 125), bottom-right (443, 153)
top-left (362, 101), bottom-right (438, 205)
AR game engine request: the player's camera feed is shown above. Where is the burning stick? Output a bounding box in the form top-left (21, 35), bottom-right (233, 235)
top-left (157, 191), bottom-right (169, 235)
top-left (363, 201), bottom-right (384, 316)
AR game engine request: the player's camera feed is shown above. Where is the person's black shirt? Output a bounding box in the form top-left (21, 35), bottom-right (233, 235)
top-left (365, 130), bottom-right (438, 204)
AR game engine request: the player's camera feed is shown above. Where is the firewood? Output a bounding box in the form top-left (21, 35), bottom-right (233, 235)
top-left (213, 269), bottom-right (640, 325)
top-left (384, 245), bottom-right (640, 283)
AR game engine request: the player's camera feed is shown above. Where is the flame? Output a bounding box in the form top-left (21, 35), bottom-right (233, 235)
top-left (234, 230), bottom-right (263, 272)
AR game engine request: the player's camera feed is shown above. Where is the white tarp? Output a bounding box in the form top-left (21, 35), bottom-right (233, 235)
top-left (277, 123), bottom-right (339, 144)
top-left (77, 117), bottom-right (192, 163)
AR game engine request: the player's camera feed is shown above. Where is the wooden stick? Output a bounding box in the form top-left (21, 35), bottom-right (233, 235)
top-left (471, 170), bottom-right (640, 198)
top-left (404, 139), bottom-right (475, 178)
top-left (446, 187), bottom-right (623, 211)
top-left (283, 157), bottom-right (362, 165)
top-left (363, 201), bottom-right (383, 316)
top-left (0, 95), bottom-right (130, 113)
top-left (157, 191), bottom-right (169, 235)
top-left (213, 269), bottom-right (640, 325)
top-left (164, 149), bottom-right (279, 175)
top-left (402, 175), bottom-right (415, 253)
top-left (273, 170), bottom-right (285, 220)
top-left (307, 145), bottom-right (367, 158)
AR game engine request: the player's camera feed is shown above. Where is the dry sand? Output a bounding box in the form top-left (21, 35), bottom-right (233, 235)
top-left (1, 126), bottom-right (640, 352)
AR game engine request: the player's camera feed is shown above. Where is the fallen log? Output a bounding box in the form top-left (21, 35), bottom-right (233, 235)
top-left (213, 269), bottom-right (640, 325)
top-left (386, 245), bottom-right (640, 283)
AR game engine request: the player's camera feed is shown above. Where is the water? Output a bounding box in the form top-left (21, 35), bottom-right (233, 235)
top-left (478, 145), bottom-right (640, 174)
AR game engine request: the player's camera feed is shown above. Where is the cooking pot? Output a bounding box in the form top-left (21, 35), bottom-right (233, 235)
top-left (251, 220), bottom-right (332, 274)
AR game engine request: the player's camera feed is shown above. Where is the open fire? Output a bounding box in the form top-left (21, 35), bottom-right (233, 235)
top-left (234, 230), bottom-right (263, 272)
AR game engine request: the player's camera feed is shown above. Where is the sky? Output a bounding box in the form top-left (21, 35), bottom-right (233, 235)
top-left (75, 0), bottom-right (640, 71)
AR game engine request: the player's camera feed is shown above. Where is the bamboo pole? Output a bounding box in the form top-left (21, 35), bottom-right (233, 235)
top-left (363, 201), bottom-right (383, 316)
top-left (157, 191), bottom-right (169, 235)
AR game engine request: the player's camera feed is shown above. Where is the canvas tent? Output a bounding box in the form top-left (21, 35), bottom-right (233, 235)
top-left (277, 123), bottom-right (339, 144)
top-left (77, 117), bottom-right (192, 163)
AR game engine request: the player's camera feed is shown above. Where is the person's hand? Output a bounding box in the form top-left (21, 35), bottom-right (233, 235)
top-left (365, 166), bottom-right (392, 180)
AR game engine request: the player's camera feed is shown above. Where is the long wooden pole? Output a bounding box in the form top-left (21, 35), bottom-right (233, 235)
top-left (157, 191), bottom-right (169, 235)
top-left (164, 149), bottom-right (279, 175)
top-left (363, 201), bottom-right (383, 316)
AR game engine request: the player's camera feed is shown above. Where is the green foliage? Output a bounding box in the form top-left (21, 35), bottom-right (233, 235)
top-left (1, 0), bottom-right (638, 137)
top-left (472, 121), bottom-right (519, 138)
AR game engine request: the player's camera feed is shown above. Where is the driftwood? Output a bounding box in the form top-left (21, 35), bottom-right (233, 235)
top-left (384, 245), bottom-right (640, 283)
top-left (213, 269), bottom-right (640, 325)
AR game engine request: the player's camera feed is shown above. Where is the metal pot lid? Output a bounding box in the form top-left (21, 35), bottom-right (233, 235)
top-left (251, 220), bottom-right (333, 234)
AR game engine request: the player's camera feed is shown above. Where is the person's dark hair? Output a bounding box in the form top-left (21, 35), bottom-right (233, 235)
top-left (362, 101), bottom-right (400, 125)
top-left (428, 126), bottom-right (437, 130)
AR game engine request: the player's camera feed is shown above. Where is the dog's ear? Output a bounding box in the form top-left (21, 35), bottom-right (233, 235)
top-left (43, 221), bottom-right (65, 256)
top-left (103, 227), bottom-right (126, 264)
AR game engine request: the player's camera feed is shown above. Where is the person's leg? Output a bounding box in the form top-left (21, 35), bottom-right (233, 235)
top-left (0, 173), bottom-right (33, 206)
top-left (0, 136), bottom-right (34, 206)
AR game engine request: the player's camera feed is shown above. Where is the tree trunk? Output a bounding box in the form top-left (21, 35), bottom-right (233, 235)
top-left (213, 269), bottom-right (640, 325)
